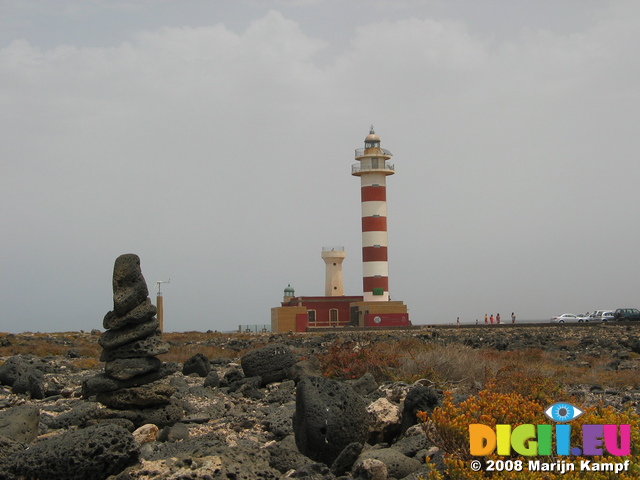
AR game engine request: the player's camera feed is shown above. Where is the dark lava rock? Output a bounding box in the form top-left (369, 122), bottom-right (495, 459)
top-left (348, 372), bottom-right (378, 396)
top-left (355, 447), bottom-right (422, 479)
top-left (82, 362), bottom-right (178, 397)
top-left (40, 401), bottom-right (102, 430)
top-left (289, 462), bottom-right (336, 479)
top-left (265, 379), bottom-right (296, 404)
top-left (267, 444), bottom-right (316, 474)
top-left (287, 356), bottom-right (322, 383)
top-left (262, 401), bottom-right (295, 439)
top-left (293, 376), bottom-right (370, 466)
top-left (96, 383), bottom-right (175, 409)
top-left (104, 356), bottom-right (162, 381)
top-left (182, 353), bottom-right (211, 377)
top-left (0, 405), bottom-right (39, 444)
top-left (400, 385), bottom-right (441, 434)
top-left (111, 254), bottom-right (149, 316)
top-left (331, 442), bottom-right (363, 476)
top-left (0, 357), bottom-right (28, 386)
top-left (11, 368), bottom-right (45, 399)
top-left (228, 376), bottom-right (261, 395)
top-left (221, 367), bottom-right (244, 386)
top-left (241, 343), bottom-right (298, 386)
top-left (393, 426), bottom-right (430, 457)
top-left (203, 370), bottom-right (220, 388)
top-left (138, 431), bottom-right (281, 478)
top-left (0, 357), bottom-right (46, 398)
top-left (98, 318), bottom-right (160, 350)
top-left (0, 435), bottom-right (25, 473)
top-left (84, 417), bottom-right (136, 432)
top-left (157, 422), bottom-right (190, 442)
top-left (103, 299), bottom-right (157, 330)
top-left (9, 423), bottom-right (139, 480)
top-left (99, 335), bottom-right (170, 362)
top-left (102, 398), bottom-right (183, 429)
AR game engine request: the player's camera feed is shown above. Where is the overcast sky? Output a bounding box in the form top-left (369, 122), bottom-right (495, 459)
top-left (2, 0), bottom-right (639, 333)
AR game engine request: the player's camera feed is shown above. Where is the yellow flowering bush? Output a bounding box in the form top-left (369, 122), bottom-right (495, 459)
top-left (419, 372), bottom-right (640, 479)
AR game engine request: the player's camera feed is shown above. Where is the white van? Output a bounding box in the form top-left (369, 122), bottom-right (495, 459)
top-left (587, 310), bottom-right (614, 322)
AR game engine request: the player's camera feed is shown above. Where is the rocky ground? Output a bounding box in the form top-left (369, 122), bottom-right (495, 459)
top-left (0, 322), bottom-right (639, 479)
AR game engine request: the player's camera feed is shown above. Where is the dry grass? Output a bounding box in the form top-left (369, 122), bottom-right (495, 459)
top-left (1, 329), bottom-right (639, 391)
top-left (0, 331), bottom-right (100, 356)
top-left (395, 339), bottom-right (489, 387)
top-left (158, 331), bottom-right (260, 363)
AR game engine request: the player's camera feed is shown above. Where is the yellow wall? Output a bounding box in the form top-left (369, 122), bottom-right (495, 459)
top-left (271, 306), bottom-right (307, 332)
top-left (349, 301), bottom-right (408, 326)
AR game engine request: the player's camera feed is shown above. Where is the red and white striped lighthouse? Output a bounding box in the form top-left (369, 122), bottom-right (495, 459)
top-left (352, 127), bottom-right (395, 302)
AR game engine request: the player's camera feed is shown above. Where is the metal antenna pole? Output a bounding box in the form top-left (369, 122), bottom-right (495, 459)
top-left (155, 279), bottom-right (170, 332)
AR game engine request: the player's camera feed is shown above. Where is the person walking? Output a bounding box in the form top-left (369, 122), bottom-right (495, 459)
top-left (490, 314), bottom-right (494, 324)
top-left (484, 314), bottom-right (488, 325)
top-left (496, 313), bottom-right (501, 324)
top-left (511, 312), bottom-right (516, 324)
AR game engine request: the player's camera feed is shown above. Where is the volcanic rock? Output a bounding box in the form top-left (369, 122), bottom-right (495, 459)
top-left (99, 335), bottom-right (170, 362)
top-left (103, 298), bottom-right (157, 330)
top-left (203, 370), bottom-right (220, 388)
top-left (0, 357), bottom-right (28, 386)
top-left (82, 362), bottom-right (179, 397)
top-left (11, 368), bottom-right (45, 399)
top-left (182, 352), bottom-right (211, 377)
top-left (157, 422), bottom-right (189, 442)
top-left (355, 447), bottom-right (423, 479)
top-left (104, 356), bottom-right (162, 381)
top-left (240, 343), bottom-right (298, 386)
top-left (112, 254), bottom-right (149, 316)
top-left (84, 254), bottom-right (181, 424)
top-left (9, 423), bottom-right (139, 480)
top-left (331, 442), bottom-right (363, 476)
top-left (102, 398), bottom-right (184, 429)
top-left (400, 385), bottom-right (441, 434)
top-left (293, 376), bottom-right (370, 466)
top-left (98, 318), bottom-right (160, 350)
top-left (0, 405), bottom-right (39, 444)
top-left (267, 444), bottom-right (316, 474)
top-left (96, 383), bottom-right (175, 409)
top-left (0, 356), bottom-right (46, 399)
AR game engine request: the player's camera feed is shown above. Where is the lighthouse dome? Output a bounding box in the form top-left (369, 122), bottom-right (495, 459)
top-left (284, 284), bottom-right (295, 295)
top-left (365, 132), bottom-right (380, 143)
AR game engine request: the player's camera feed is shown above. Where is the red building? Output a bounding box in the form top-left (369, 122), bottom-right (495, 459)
top-left (275, 292), bottom-right (364, 332)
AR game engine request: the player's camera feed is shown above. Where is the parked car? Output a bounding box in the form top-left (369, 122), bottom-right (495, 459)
top-left (586, 310), bottom-right (614, 322)
top-left (601, 311), bottom-right (615, 322)
top-left (613, 308), bottom-right (640, 321)
top-left (550, 313), bottom-right (587, 323)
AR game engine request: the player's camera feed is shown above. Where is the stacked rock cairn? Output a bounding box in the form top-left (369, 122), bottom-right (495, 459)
top-left (83, 254), bottom-right (182, 427)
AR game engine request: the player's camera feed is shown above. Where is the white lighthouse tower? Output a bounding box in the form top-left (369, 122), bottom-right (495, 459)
top-left (352, 127), bottom-right (395, 302)
top-left (321, 247), bottom-right (346, 296)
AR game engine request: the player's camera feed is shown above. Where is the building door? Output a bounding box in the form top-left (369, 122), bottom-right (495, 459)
top-left (350, 306), bottom-right (359, 326)
top-left (330, 309), bottom-right (338, 326)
